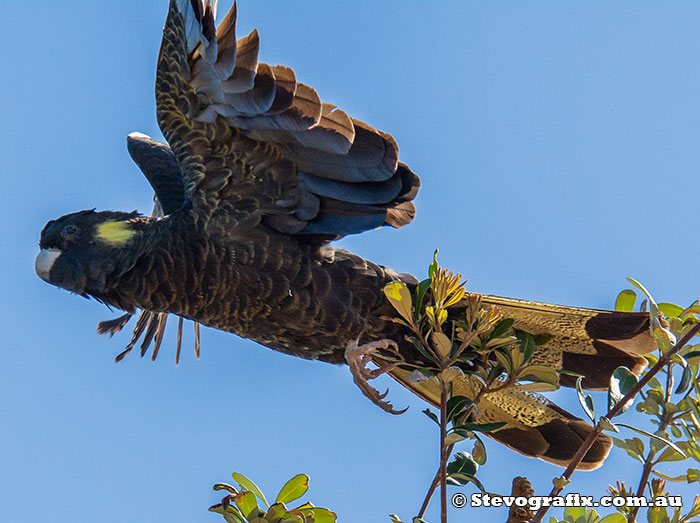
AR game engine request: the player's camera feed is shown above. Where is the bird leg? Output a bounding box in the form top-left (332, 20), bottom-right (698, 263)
top-left (345, 338), bottom-right (408, 415)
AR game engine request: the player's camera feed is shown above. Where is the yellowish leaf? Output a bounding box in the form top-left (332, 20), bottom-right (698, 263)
top-left (517, 364), bottom-right (560, 388)
top-left (383, 282), bottom-right (414, 325)
top-left (432, 332), bottom-right (453, 359)
top-left (444, 287), bottom-right (466, 308)
top-left (425, 305), bottom-right (447, 331)
top-left (445, 432), bottom-right (467, 446)
top-left (516, 382), bottom-right (559, 392)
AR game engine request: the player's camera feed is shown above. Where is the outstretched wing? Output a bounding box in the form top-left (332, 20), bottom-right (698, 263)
top-left (482, 295), bottom-right (654, 390)
top-left (155, 0), bottom-right (419, 239)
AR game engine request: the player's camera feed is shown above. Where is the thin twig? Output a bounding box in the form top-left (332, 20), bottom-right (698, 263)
top-left (417, 441), bottom-right (456, 519)
top-left (627, 362), bottom-right (675, 523)
top-left (416, 386), bottom-right (488, 519)
top-left (531, 321), bottom-right (700, 523)
top-left (440, 379), bottom-right (448, 523)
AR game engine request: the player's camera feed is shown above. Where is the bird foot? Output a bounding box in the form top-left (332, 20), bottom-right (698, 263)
top-left (345, 338), bottom-right (407, 415)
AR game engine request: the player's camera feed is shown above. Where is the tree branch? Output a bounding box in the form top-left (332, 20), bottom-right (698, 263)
top-left (531, 321), bottom-right (700, 523)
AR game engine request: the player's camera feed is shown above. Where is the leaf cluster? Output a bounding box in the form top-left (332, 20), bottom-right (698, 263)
top-left (564, 281), bottom-right (700, 523)
top-left (210, 473), bottom-right (336, 523)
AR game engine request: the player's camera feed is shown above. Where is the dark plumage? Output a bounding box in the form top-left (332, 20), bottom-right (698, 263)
top-left (36, 0), bottom-right (656, 470)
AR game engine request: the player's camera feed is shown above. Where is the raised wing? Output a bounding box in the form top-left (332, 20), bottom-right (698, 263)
top-left (126, 133), bottom-right (187, 215)
top-left (154, 0), bottom-right (419, 239)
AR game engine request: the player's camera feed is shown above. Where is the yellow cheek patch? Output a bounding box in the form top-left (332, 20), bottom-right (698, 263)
top-left (96, 220), bottom-right (137, 245)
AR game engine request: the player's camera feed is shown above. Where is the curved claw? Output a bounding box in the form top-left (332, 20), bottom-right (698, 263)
top-left (345, 338), bottom-right (408, 415)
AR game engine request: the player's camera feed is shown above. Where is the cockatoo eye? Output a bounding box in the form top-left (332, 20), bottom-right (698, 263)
top-left (61, 224), bottom-right (80, 240)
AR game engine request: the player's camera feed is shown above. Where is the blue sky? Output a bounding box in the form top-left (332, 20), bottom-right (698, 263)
top-left (3, 1), bottom-right (700, 522)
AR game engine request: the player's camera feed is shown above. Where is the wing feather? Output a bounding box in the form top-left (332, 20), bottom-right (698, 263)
top-left (155, 0), bottom-right (419, 239)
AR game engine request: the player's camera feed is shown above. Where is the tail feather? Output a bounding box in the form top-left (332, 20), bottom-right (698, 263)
top-left (481, 295), bottom-right (653, 390)
top-left (389, 367), bottom-right (612, 471)
top-left (384, 294), bottom-right (655, 470)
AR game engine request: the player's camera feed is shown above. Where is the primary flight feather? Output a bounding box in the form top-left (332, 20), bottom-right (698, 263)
top-left (36, 0), bottom-right (655, 470)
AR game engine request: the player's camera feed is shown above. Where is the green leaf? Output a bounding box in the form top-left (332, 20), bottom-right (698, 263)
top-left (432, 331), bottom-right (453, 358)
top-left (533, 334), bottom-right (553, 347)
top-left (266, 503), bottom-right (289, 522)
top-left (518, 365), bottom-right (560, 388)
top-left (457, 352), bottom-right (479, 364)
top-left (446, 396), bottom-right (473, 422)
top-left (486, 363), bottom-right (506, 384)
top-left (627, 278), bottom-right (659, 317)
top-left (647, 377), bottom-right (664, 393)
top-left (233, 491), bottom-right (259, 521)
top-left (446, 472), bottom-right (486, 492)
top-left (472, 438), bottom-right (487, 465)
top-left (414, 278), bottom-right (431, 310)
top-left (225, 510), bottom-right (247, 523)
top-left (428, 250), bottom-right (439, 281)
top-left (612, 437), bottom-right (645, 461)
top-left (656, 443), bottom-right (689, 463)
top-left (490, 318), bottom-right (515, 339)
top-left (454, 421), bottom-right (507, 433)
top-left (494, 349), bottom-right (513, 374)
top-left (275, 474), bottom-right (309, 505)
top-left (279, 513), bottom-right (304, 523)
top-left (409, 337), bottom-right (434, 362)
top-left (516, 381), bottom-right (560, 393)
top-left (445, 432), bottom-right (467, 446)
top-left (208, 504), bottom-right (247, 523)
top-left (297, 507), bottom-right (337, 523)
top-left (615, 289), bottom-right (637, 312)
top-left (232, 473), bottom-right (269, 508)
top-left (617, 423), bottom-right (687, 458)
top-left (563, 505), bottom-right (585, 522)
top-left (576, 376), bottom-right (595, 422)
top-left (515, 330), bottom-right (537, 364)
top-left (659, 302), bottom-right (685, 318)
top-left (599, 514), bottom-right (626, 523)
top-left (558, 369), bottom-right (584, 379)
top-left (213, 483), bottom-right (239, 494)
top-left (608, 366), bottom-right (639, 415)
top-left (675, 365), bottom-right (694, 395)
top-left (612, 437), bottom-right (628, 451)
top-left (652, 470), bottom-right (688, 483)
top-left (599, 417), bottom-right (619, 433)
top-left (422, 408), bottom-right (440, 425)
top-left (688, 468), bottom-right (700, 483)
top-left (446, 451), bottom-right (478, 478)
top-left (682, 349), bottom-right (700, 365)
top-left (647, 506), bottom-right (670, 523)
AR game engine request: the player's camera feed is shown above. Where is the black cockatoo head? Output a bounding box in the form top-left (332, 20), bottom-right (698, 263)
top-left (36, 209), bottom-right (142, 296)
